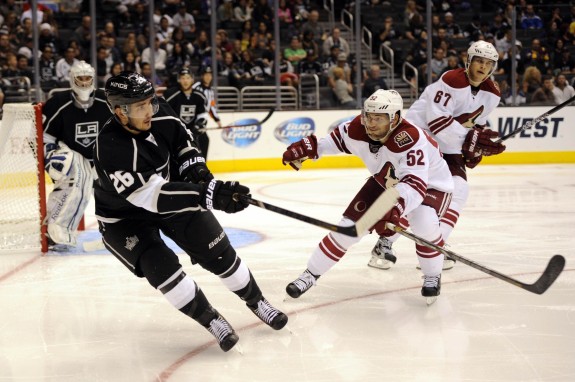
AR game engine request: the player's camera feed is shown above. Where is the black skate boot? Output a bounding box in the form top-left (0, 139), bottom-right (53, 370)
top-left (248, 298), bottom-right (288, 330)
top-left (205, 311), bottom-right (239, 352)
top-left (286, 269), bottom-right (318, 298)
top-left (421, 274), bottom-right (441, 305)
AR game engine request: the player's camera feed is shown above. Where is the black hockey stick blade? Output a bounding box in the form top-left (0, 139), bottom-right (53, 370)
top-left (201, 108), bottom-right (275, 131)
top-left (240, 187), bottom-right (399, 237)
top-left (497, 94), bottom-right (575, 142)
top-left (390, 225), bottom-right (565, 295)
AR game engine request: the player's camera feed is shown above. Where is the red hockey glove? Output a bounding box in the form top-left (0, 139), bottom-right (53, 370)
top-left (463, 128), bottom-right (506, 157)
top-left (282, 135), bottom-right (318, 171)
top-left (465, 154), bottom-right (482, 169)
top-left (371, 198), bottom-right (405, 237)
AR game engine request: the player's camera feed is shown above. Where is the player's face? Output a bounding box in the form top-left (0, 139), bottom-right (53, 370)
top-left (202, 72), bottom-right (212, 85)
top-left (126, 96), bottom-right (156, 131)
top-left (364, 112), bottom-right (392, 141)
top-left (468, 56), bottom-right (495, 84)
top-left (180, 74), bottom-right (193, 90)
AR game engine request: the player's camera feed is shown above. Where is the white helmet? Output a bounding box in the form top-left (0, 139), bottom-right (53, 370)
top-left (362, 89), bottom-right (403, 141)
top-left (70, 61), bottom-right (96, 108)
top-left (466, 40), bottom-right (498, 77)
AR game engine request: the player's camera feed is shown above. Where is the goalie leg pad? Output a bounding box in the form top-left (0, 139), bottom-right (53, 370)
top-left (46, 153), bottom-right (93, 245)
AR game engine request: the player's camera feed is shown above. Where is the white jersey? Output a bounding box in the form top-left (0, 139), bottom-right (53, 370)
top-left (406, 68), bottom-right (500, 154)
top-left (318, 115), bottom-right (453, 216)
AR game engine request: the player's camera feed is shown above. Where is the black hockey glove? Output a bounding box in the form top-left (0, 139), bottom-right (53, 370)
top-left (178, 148), bottom-right (213, 184)
top-left (200, 179), bottom-right (251, 213)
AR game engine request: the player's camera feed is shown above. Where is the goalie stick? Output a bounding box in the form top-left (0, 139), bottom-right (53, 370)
top-left (199, 108), bottom-right (275, 132)
top-left (389, 224), bottom-right (565, 295)
top-left (238, 187), bottom-right (400, 237)
top-left (496, 93), bottom-right (575, 142)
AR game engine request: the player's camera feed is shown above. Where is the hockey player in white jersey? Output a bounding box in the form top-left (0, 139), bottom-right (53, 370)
top-left (42, 61), bottom-right (112, 249)
top-left (282, 90), bottom-right (453, 304)
top-left (368, 40), bottom-right (507, 270)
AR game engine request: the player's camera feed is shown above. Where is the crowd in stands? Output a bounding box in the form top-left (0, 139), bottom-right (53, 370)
top-left (1, 0), bottom-right (575, 113)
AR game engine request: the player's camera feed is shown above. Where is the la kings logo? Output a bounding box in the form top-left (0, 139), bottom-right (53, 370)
top-left (180, 105), bottom-right (196, 124)
top-left (125, 235), bottom-right (139, 251)
top-left (75, 121), bottom-right (99, 147)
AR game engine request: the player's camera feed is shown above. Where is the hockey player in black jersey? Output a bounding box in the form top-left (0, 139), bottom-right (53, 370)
top-left (94, 72), bottom-right (287, 352)
top-left (42, 61), bottom-right (112, 249)
top-left (163, 67), bottom-right (210, 158)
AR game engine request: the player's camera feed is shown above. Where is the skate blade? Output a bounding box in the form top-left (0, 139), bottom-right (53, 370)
top-left (426, 296), bottom-right (438, 306)
top-left (232, 343), bottom-right (244, 355)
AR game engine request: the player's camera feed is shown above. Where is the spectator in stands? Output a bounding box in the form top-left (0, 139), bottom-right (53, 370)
top-left (103, 61), bottom-right (122, 84)
top-left (217, 0), bottom-right (235, 28)
top-left (16, 35), bottom-right (33, 61)
top-left (284, 35), bottom-right (307, 68)
top-left (39, 44), bottom-right (57, 93)
top-left (193, 30), bottom-right (211, 61)
top-left (430, 47), bottom-right (448, 82)
top-left (521, 4), bottom-right (543, 30)
top-left (169, 3), bottom-right (195, 35)
top-left (16, 53), bottom-right (33, 82)
top-left (0, 31), bottom-right (15, 68)
top-left (2, 52), bottom-right (19, 77)
top-left (440, 54), bottom-right (462, 76)
top-left (327, 52), bottom-right (351, 89)
top-left (234, 0), bottom-right (253, 23)
top-left (252, 0), bottom-right (274, 30)
top-left (221, 51), bottom-right (243, 88)
top-left (301, 29), bottom-right (319, 60)
top-left (552, 74), bottom-right (575, 104)
top-left (322, 27), bottom-right (350, 58)
top-left (166, 41), bottom-right (194, 78)
top-left (530, 75), bottom-right (556, 105)
top-left (499, 78), bottom-right (526, 106)
top-left (522, 65), bottom-right (542, 102)
top-left (298, 46), bottom-right (323, 76)
top-left (122, 51), bottom-right (140, 73)
top-left (103, 35), bottom-right (122, 72)
top-left (332, 66), bottom-right (355, 108)
top-left (166, 27), bottom-right (194, 57)
top-left (140, 61), bottom-right (165, 87)
top-left (122, 34), bottom-right (140, 59)
top-left (0, 0), bottom-right (23, 17)
top-left (404, 12), bottom-right (425, 41)
top-left (302, 10), bottom-right (325, 47)
top-left (73, 15), bottom-right (92, 52)
top-left (464, 14), bottom-right (482, 41)
top-left (375, 16), bottom-right (400, 52)
top-left (141, 37), bottom-right (168, 73)
top-left (404, 0), bottom-right (420, 27)
top-left (156, 15), bottom-right (174, 48)
top-left (525, 38), bottom-right (550, 74)
top-left (56, 46), bottom-right (80, 86)
top-left (278, 0), bottom-right (293, 26)
top-left (496, 40), bottom-right (525, 80)
top-left (239, 48), bottom-right (269, 85)
top-left (95, 46), bottom-right (109, 87)
top-left (38, 23), bottom-right (60, 53)
top-left (101, 21), bottom-right (117, 39)
top-left (362, 64), bottom-right (388, 99)
top-left (442, 12), bottom-right (463, 39)
top-left (254, 21), bottom-right (272, 45)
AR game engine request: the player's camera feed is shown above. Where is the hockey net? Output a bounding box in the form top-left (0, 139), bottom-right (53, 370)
top-left (0, 103), bottom-right (48, 252)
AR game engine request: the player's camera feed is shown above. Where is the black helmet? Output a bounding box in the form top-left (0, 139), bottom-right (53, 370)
top-left (179, 67), bottom-right (193, 77)
top-left (199, 65), bottom-right (212, 75)
top-left (105, 71), bottom-right (155, 111)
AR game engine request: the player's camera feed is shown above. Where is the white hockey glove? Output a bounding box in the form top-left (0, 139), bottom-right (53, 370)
top-left (45, 143), bottom-right (73, 181)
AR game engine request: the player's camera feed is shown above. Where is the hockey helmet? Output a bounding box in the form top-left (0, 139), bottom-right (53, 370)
top-left (70, 61), bottom-right (96, 108)
top-left (466, 40), bottom-right (498, 77)
top-left (105, 71), bottom-right (158, 116)
top-left (362, 89), bottom-right (404, 141)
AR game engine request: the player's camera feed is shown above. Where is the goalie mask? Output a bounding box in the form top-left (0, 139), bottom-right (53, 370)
top-left (105, 71), bottom-right (159, 118)
top-left (362, 89), bottom-right (403, 142)
top-left (70, 61), bottom-right (96, 109)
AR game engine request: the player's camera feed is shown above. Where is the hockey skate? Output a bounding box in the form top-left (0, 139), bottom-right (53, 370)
top-left (421, 274), bottom-right (441, 305)
top-left (205, 311), bottom-right (239, 352)
top-left (416, 256), bottom-right (455, 271)
top-left (248, 298), bottom-right (288, 330)
top-left (368, 236), bottom-right (396, 269)
top-left (286, 269), bottom-right (318, 298)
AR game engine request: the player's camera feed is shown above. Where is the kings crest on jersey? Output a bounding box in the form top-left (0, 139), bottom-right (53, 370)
top-left (179, 104), bottom-right (197, 124)
top-left (42, 89), bottom-right (112, 161)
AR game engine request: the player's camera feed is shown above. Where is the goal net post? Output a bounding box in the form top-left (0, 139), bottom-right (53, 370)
top-left (0, 103), bottom-right (48, 253)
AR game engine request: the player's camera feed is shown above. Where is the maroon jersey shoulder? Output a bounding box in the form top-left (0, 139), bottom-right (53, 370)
top-left (480, 78), bottom-right (501, 97)
top-left (441, 68), bottom-right (469, 89)
top-left (385, 120), bottom-right (420, 153)
top-left (347, 115), bottom-right (371, 142)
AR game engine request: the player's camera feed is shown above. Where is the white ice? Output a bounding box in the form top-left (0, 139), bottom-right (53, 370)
top-left (0, 164), bottom-right (574, 382)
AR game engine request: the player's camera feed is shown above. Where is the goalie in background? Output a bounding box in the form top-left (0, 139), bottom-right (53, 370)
top-left (367, 40), bottom-right (506, 271)
top-left (94, 71), bottom-right (287, 352)
top-left (42, 61), bottom-right (112, 250)
top-left (282, 90), bottom-right (454, 304)
top-left (163, 67), bottom-right (209, 157)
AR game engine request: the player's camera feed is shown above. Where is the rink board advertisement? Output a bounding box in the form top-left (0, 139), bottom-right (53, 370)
top-left (206, 106), bottom-right (575, 172)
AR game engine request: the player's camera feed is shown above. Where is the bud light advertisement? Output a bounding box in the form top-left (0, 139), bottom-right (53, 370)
top-left (221, 119), bottom-right (262, 148)
top-left (274, 117), bottom-right (315, 145)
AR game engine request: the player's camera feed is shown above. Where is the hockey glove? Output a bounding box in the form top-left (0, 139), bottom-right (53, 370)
top-left (178, 148), bottom-right (213, 184)
top-left (201, 179), bottom-right (250, 213)
top-left (282, 135), bottom-right (318, 171)
top-left (371, 198), bottom-right (405, 237)
top-left (462, 128), bottom-right (506, 157)
top-left (465, 154), bottom-right (482, 169)
top-left (44, 143), bottom-right (73, 181)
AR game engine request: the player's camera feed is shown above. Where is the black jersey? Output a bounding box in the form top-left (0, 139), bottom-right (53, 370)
top-left (163, 86), bottom-right (208, 129)
top-left (42, 89), bottom-right (112, 162)
top-left (93, 99), bottom-right (205, 222)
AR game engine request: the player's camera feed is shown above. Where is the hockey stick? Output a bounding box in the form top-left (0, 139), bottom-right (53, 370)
top-left (389, 224), bottom-right (565, 295)
top-left (82, 238), bottom-right (106, 252)
top-left (199, 108), bottom-right (275, 132)
top-left (239, 187), bottom-right (400, 237)
top-left (496, 94), bottom-right (575, 142)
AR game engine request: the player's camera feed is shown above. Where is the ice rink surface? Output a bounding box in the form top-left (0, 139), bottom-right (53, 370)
top-left (0, 164), bottom-right (574, 382)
